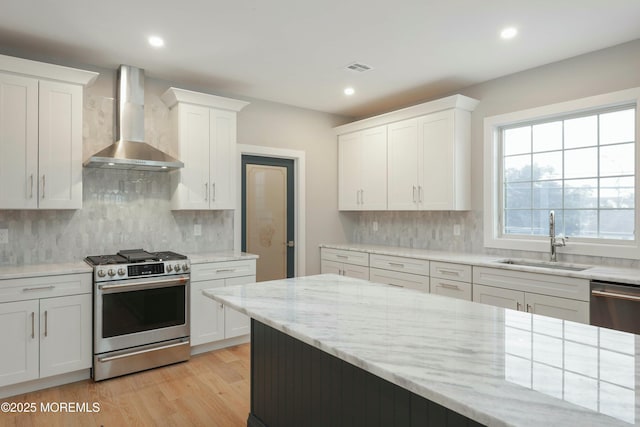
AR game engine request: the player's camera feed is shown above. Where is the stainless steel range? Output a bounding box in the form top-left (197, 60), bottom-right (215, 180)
top-left (85, 249), bottom-right (191, 381)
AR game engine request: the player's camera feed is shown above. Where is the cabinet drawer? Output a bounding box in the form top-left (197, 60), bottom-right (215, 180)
top-left (191, 260), bottom-right (257, 282)
top-left (369, 254), bottom-right (429, 275)
top-left (0, 274), bottom-right (92, 303)
top-left (473, 267), bottom-right (589, 302)
top-left (370, 268), bottom-right (429, 292)
top-left (431, 278), bottom-right (471, 301)
top-left (430, 261), bottom-right (471, 283)
top-left (320, 248), bottom-right (369, 267)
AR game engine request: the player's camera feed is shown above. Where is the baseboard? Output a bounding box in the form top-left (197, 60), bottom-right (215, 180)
top-left (190, 334), bottom-right (250, 356)
top-left (0, 369), bottom-right (91, 399)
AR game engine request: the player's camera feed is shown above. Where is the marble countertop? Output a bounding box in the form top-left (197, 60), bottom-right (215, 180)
top-left (187, 250), bottom-right (258, 264)
top-left (205, 274), bottom-right (639, 427)
top-left (321, 243), bottom-right (640, 285)
top-left (0, 261), bottom-right (92, 280)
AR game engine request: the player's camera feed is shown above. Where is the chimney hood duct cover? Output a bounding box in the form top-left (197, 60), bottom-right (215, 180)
top-left (83, 65), bottom-right (183, 171)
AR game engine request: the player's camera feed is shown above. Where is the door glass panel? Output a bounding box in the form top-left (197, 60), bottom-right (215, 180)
top-left (246, 164), bottom-right (287, 281)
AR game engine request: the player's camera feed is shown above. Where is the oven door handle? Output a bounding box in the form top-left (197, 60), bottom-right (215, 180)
top-left (97, 340), bottom-right (190, 363)
top-left (591, 289), bottom-right (640, 302)
top-left (98, 277), bottom-right (188, 293)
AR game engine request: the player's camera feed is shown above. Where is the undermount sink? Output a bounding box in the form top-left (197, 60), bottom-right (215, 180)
top-left (495, 259), bottom-right (590, 272)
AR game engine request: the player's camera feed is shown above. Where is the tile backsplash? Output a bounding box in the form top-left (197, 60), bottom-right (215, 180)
top-left (0, 169), bottom-right (233, 265)
top-left (346, 210), bottom-right (640, 269)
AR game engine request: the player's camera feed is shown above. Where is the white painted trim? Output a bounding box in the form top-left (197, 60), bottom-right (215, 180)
top-left (161, 87), bottom-right (250, 111)
top-left (0, 54), bottom-right (98, 86)
top-left (334, 94), bottom-right (479, 135)
top-left (484, 87), bottom-right (640, 259)
top-left (235, 145), bottom-right (306, 277)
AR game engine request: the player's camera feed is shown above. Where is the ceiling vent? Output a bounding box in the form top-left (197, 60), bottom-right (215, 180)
top-left (345, 62), bottom-right (373, 73)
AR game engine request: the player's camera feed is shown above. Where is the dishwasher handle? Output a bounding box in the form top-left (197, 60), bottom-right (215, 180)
top-left (591, 289), bottom-right (640, 303)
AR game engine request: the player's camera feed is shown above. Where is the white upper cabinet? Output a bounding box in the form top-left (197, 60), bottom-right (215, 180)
top-left (388, 109), bottom-right (472, 210)
top-left (335, 94), bottom-right (478, 211)
top-left (0, 55), bottom-right (97, 210)
top-left (162, 88), bottom-right (249, 210)
top-left (338, 125), bottom-right (387, 210)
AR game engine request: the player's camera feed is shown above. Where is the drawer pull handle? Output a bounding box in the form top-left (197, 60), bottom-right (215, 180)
top-left (386, 283), bottom-right (403, 287)
top-left (389, 262), bottom-right (405, 268)
top-left (439, 283), bottom-right (460, 290)
top-left (23, 285), bottom-right (55, 292)
top-left (216, 268), bottom-right (236, 273)
top-left (336, 255), bottom-right (348, 259)
top-left (439, 269), bottom-right (460, 276)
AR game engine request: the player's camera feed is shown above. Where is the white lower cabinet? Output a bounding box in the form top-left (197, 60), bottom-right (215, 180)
top-left (190, 259), bottom-right (256, 347)
top-left (320, 248), bottom-right (369, 280)
top-left (369, 253), bottom-right (430, 291)
top-left (369, 268), bottom-right (429, 292)
top-left (429, 261), bottom-right (472, 301)
top-left (0, 274), bottom-right (92, 388)
top-left (472, 267), bottom-right (590, 324)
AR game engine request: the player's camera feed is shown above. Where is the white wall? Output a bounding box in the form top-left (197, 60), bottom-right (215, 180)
top-left (462, 39), bottom-right (640, 212)
top-left (237, 99), bottom-right (350, 274)
top-left (346, 39), bottom-right (640, 267)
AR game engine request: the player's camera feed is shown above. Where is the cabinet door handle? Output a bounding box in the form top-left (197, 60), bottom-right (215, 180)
top-left (439, 283), bottom-right (460, 290)
top-left (29, 174), bottom-right (34, 199)
top-left (418, 185), bottom-right (423, 203)
top-left (438, 269), bottom-right (460, 276)
top-left (31, 312), bottom-right (35, 339)
top-left (516, 302), bottom-right (522, 311)
top-left (41, 175), bottom-right (46, 199)
top-left (526, 304), bottom-right (532, 313)
top-left (44, 310), bottom-right (48, 337)
top-left (204, 183), bottom-right (208, 201)
top-left (212, 182), bottom-right (216, 202)
top-left (360, 189), bottom-right (364, 205)
top-left (22, 285), bottom-right (55, 292)
top-left (412, 186), bottom-right (417, 203)
top-left (219, 303), bottom-right (224, 309)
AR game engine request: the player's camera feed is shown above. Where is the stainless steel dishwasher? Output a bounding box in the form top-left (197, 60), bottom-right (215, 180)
top-left (590, 280), bottom-right (640, 335)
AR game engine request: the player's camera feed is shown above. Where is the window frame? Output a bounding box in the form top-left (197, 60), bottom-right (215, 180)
top-left (484, 87), bottom-right (640, 259)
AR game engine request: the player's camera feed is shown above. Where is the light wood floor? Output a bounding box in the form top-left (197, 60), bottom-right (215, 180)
top-left (3, 344), bottom-right (251, 427)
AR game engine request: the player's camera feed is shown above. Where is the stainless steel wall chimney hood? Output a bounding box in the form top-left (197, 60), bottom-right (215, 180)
top-left (83, 65), bottom-right (183, 171)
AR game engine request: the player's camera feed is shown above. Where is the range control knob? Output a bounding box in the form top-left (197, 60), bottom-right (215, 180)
top-left (97, 269), bottom-right (106, 278)
top-left (166, 264), bottom-right (173, 272)
top-left (117, 268), bottom-right (126, 276)
top-left (108, 268), bottom-right (116, 277)
top-left (174, 264), bottom-right (181, 272)
top-left (182, 263), bottom-right (189, 272)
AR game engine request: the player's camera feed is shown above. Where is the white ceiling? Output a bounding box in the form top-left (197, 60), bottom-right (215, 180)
top-left (1, 0), bottom-right (640, 118)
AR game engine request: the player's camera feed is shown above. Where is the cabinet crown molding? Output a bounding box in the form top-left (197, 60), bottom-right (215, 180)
top-left (334, 94), bottom-right (479, 135)
top-left (0, 54), bottom-right (98, 86)
top-left (161, 87), bottom-right (250, 111)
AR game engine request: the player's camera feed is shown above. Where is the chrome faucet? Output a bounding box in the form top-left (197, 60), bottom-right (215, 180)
top-left (549, 210), bottom-right (567, 262)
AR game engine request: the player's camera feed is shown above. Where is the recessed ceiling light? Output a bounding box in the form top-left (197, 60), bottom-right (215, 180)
top-left (344, 87), bottom-right (355, 96)
top-left (500, 27), bottom-right (518, 40)
top-left (148, 36), bottom-right (165, 48)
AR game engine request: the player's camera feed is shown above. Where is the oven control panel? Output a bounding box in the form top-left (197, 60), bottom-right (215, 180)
top-left (94, 260), bottom-right (190, 282)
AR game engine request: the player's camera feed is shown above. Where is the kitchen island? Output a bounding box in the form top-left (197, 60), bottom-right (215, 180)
top-left (204, 274), bottom-right (638, 427)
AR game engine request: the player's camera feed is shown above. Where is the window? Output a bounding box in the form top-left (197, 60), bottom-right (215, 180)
top-left (501, 106), bottom-right (635, 240)
top-left (484, 88), bottom-right (640, 259)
